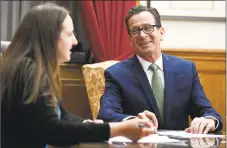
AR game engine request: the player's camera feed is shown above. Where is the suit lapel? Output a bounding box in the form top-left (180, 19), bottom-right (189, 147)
top-left (162, 53), bottom-right (175, 127)
top-left (130, 55), bottom-right (163, 125)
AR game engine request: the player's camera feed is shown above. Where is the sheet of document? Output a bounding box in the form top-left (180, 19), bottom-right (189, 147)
top-left (138, 134), bottom-right (182, 143)
top-left (108, 134), bottom-right (181, 144)
top-left (157, 130), bottom-right (225, 138)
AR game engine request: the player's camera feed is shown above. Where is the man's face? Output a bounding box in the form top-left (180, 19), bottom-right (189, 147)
top-left (128, 11), bottom-right (165, 60)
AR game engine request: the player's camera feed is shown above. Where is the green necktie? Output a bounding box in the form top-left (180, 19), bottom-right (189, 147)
top-left (150, 63), bottom-right (164, 120)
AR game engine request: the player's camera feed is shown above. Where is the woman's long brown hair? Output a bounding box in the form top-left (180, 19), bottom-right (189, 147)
top-left (0, 3), bottom-right (68, 111)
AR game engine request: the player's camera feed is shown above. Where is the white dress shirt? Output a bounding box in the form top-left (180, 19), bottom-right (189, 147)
top-left (137, 54), bottom-right (164, 88)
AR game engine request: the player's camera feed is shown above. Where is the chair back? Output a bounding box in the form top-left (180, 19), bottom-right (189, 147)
top-left (82, 60), bottom-right (119, 119)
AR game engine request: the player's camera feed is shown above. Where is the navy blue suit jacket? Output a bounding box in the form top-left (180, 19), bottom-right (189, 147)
top-left (98, 53), bottom-right (222, 131)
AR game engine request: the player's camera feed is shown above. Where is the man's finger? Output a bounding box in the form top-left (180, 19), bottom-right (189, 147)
top-left (138, 113), bottom-right (149, 120)
top-left (190, 118), bottom-right (197, 133)
top-left (203, 123), bottom-right (212, 134)
top-left (192, 121), bottom-right (200, 134)
top-left (198, 122), bottom-right (206, 134)
top-left (143, 110), bottom-right (158, 127)
top-left (191, 118), bottom-right (203, 134)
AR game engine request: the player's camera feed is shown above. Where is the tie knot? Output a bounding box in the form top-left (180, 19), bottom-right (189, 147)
top-left (149, 63), bottom-right (158, 71)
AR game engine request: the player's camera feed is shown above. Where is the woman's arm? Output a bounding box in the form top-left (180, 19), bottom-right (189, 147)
top-left (19, 94), bottom-right (110, 146)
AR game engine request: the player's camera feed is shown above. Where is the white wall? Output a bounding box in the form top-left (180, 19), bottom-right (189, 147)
top-left (139, 1), bottom-right (225, 50)
top-left (161, 20), bottom-right (225, 49)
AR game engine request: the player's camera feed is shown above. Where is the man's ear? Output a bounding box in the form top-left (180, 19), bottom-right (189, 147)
top-left (159, 27), bottom-right (165, 41)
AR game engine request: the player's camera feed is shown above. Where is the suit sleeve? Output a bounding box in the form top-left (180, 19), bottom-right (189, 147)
top-left (98, 69), bottom-right (132, 122)
top-left (190, 62), bottom-right (223, 132)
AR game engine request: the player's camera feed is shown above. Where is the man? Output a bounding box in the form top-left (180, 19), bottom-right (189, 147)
top-left (97, 5), bottom-right (222, 134)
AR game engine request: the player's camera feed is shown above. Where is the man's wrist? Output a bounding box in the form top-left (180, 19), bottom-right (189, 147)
top-left (122, 116), bottom-right (136, 121)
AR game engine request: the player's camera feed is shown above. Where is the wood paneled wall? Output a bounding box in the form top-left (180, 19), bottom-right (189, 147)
top-left (163, 48), bottom-right (226, 132)
top-left (59, 64), bottom-right (92, 119)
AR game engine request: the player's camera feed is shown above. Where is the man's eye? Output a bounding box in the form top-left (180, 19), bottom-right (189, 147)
top-left (144, 27), bottom-right (152, 30)
top-left (131, 29), bottom-right (139, 33)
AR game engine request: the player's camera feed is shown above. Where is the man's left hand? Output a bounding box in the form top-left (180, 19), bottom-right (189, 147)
top-left (185, 117), bottom-right (215, 134)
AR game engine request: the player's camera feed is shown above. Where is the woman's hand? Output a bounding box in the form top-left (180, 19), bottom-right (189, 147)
top-left (109, 118), bottom-right (157, 141)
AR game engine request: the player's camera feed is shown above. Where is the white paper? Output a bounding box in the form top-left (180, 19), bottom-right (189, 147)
top-left (157, 130), bottom-right (225, 138)
top-left (108, 136), bottom-right (132, 143)
top-left (138, 134), bottom-right (181, 143)
top-left (108, 134), bottom-right (181, 144)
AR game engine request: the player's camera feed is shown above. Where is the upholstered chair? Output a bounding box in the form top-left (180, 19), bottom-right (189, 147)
top-left (82, 60), bottom-right (119, 120)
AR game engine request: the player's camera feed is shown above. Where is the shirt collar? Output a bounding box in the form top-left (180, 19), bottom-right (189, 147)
top-left (137, 54), bottom-right (163, 71)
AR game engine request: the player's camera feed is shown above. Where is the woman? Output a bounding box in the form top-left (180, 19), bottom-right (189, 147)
top-left (1, 3), bottom-right (156, 148)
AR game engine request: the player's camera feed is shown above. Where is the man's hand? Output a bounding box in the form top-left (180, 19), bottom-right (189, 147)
top-left (185, 117), bottom-right (216, 134)
top-left (137, 110), bottom-right (158, 129)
